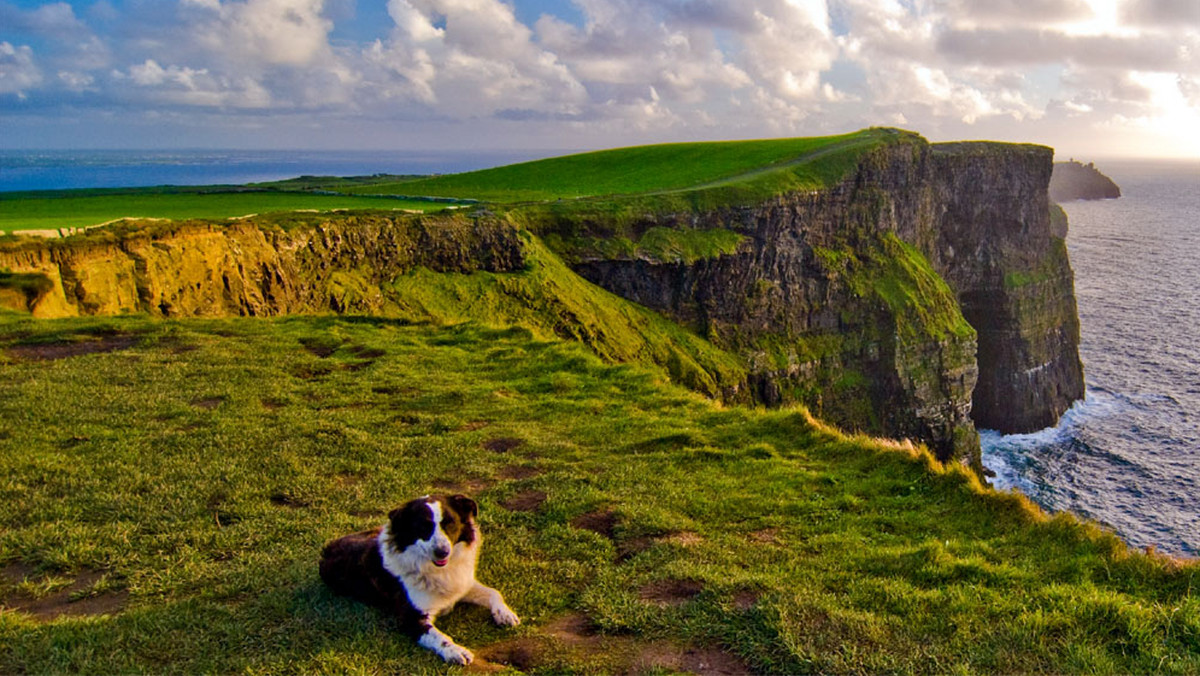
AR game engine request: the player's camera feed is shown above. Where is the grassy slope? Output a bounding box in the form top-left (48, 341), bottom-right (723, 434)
top-left (1, 313), bottom-right (1197, 674)
top-left (382, 232), bottom-right (746, 397)
top-left (346, 129), bottom-right (901, 204)
top-left (0, 192), bottom-right (446, 233)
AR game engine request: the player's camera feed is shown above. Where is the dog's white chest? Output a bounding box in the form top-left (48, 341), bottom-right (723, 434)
top-left (403, 552), bottom-right (477, 616)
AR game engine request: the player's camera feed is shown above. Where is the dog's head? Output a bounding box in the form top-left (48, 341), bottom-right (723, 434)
top-left (386, 494), bottom-right (478, 567)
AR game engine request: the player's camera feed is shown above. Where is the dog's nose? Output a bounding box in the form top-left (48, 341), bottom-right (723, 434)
top-left (433, 546), bottom-right (450, 560)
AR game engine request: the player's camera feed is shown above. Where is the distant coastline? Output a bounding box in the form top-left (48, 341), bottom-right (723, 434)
top-left (0, 149), bottom-right (557, 193)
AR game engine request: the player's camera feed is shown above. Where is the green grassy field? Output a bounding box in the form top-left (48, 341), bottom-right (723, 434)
top-left (0, 191), bottom-right (447, 234)
top-left (345, 129), bottom-right (902, 203)
top-left (1, 312), bottom-right (1197, 674)
top-left (1, 128), bottom-right (906, 235)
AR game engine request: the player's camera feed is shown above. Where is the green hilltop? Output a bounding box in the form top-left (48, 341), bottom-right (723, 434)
top-left (345, 128), bottom-right (911, 205)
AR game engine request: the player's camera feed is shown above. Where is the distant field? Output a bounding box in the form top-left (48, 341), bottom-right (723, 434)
top-left (0, 191), bottom-right (446, 234)
top-left (346, 129), bottom-right (899, 203)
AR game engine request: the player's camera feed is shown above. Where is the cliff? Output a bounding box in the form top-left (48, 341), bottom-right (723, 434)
top-left (548, 139), bottom-right (1084, 461)
top-left (0, 131), bottom-right (1085, 469)
top-left (1049, 161), bottom-right (1121, 201)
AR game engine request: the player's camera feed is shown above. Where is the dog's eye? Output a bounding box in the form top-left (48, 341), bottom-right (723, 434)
top-left (441, 518), bottom-right (453, 528)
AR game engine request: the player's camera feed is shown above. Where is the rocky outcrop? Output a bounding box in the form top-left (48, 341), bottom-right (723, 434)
top-left (1049, 161), bottom-right (1121, 202)
top-left (565, 139), bottom-right (1084, 464)
top-left (0, 214), bottom-right (526, 318)
top-left (928, 145), bottom-right (1085, 433)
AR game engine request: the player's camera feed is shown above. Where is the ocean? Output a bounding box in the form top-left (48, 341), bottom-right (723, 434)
top-left (982, 160), bottom-right (1200, 557)
top-left (0, 149), bottom-right (557, 193)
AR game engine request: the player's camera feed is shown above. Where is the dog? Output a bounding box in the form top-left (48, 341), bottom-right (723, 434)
top-left (319, 494), bottom-right (519, 665)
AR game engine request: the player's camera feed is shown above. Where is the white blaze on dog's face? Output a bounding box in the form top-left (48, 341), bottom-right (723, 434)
top-left (386, 495), bottom-right (477, 567)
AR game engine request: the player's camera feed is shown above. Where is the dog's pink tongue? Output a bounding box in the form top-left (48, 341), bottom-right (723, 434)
top-left (433, 558), bottom-right (448, 567)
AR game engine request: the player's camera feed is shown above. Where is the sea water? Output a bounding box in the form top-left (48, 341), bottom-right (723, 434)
top-left (0, 149), bottom-right (555, 192)
top-left (983, 160), bottom-right (1200, 557)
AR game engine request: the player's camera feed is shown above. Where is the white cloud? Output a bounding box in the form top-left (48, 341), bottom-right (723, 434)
top-left (0, 42), bottom-right (42, 95)
top-left (0, 0), bottom-right (1197, 156)
top-left (190, 0), bottom-right (335, 67)
top-left (117, 59), bottom-right (272, 108)
top-left (364, 0), bottom-right (587, 115)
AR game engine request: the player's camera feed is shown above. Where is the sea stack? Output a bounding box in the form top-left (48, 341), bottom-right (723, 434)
top-left (1049, 160), bottom-right (1121, 201)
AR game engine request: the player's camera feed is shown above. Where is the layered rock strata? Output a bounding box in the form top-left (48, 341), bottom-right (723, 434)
top-left (566, 140), bottom-right (1084, 462)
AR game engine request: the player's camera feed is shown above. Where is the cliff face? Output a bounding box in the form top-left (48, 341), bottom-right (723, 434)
top-left (928, 145), bottom-right (1085, 433)
top-left (0, 215), bottom-right (526, 319)
top-left (567, 140), bottom-right (1083, 461)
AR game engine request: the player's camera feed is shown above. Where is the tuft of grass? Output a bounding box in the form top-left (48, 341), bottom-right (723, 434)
top-left (0, 313), bottom-right (1197, 674)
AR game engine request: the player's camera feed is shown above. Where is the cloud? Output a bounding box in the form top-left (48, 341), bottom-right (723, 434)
top-left (0, 0), bottom-right (1197, 156)
top-left (0, 42), bottom-right (41, 95)
top-left (187, 0), bottom-right (335, 67)
top-left (1120, 0), bottom-right (1200, 28)
top-left (937, 27), bottom-right (1195, 72)
top-left (937, 0), bottom-right (1095, 26)
top-left (363, 0), bottom-right (587, 115)
top-left (115, 59), bottom-right (272, 108)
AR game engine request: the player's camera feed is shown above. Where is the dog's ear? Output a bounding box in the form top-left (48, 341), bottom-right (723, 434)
top-left (448, 494), bottom-right (478, 520)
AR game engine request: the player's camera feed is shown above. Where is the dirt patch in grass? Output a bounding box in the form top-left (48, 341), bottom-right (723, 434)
top-left (292, 363), bottom-right (337, 380)
top-left (483, 437), bottom-right (524, 453)
top-left (261, 398), bottom-right (287, 410)
top-left (732, 589), bottom-right (761, 611)
top-left (639, 579), bottom-right (704, 607)
top-left (346, 345), bottom-right (386, 359)
top-left (498, 465), bottom-right (543, 481)
top-left (667, 531), bottom-right (703, 546)
top-left (501, 490), bottom-right (546, 512)
top-left (617, 536), bottom-right (656, 562)
top-left (748, 528), bottom-right (780, 544)
top-left (7, 335), bottom-right (138, 361)
top-left (372, 385), bottom-right (417, 396)
top-left (458, 421), bottom-right (490, 432)
top-left (299, 337), bottom-right (341, 358)
top-left (191, 397), bottom-right (225, 410)
top-left (477, 612), bottom-right (750, 675)
top-left (618, 531), bottom-right (704, 562)
top-left (342, 360), bottom-right (376, 372)
top-left (570, 510), bottom-right (618, 539)
top-left (432, 477), bottom-right (493, 494)
top-left (632, 642), bottom-right (753, 675)
top-left (0, 564), bottom-right (128, 621)
top-left (268, 492), bottom-right (311, 509)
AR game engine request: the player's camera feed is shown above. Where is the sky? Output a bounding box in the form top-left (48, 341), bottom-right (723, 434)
top-left (1, 0), bottom-right (1197, 158)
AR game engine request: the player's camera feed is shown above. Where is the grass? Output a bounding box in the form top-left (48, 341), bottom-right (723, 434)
top-left (382, 232), bottom-right (746, 397)
top-left (1, 312), bottom-right (1197, 674)
top-left (345, 129), bottom-right (906, 204)
top-left (0, 191), bottom-right (447, 234)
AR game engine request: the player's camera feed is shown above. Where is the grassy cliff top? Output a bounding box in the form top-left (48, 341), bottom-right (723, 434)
top-left (0, 313), bottom-right (1196, 673)
top-left (346, 128), bottom-right (918, 204)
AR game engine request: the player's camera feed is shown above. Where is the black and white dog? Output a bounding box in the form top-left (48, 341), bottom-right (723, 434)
top-left (319, 494), bottom-right (519, 665)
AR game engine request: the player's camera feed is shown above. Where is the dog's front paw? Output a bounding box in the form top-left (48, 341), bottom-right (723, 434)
top-left (492, 603), bottom-right (520, 627)
top-left (439, 643), bottom-right (474, 665)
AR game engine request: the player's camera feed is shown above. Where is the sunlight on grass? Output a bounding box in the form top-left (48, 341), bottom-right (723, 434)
top-left (1, 313), bottom-right (1196, 673)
